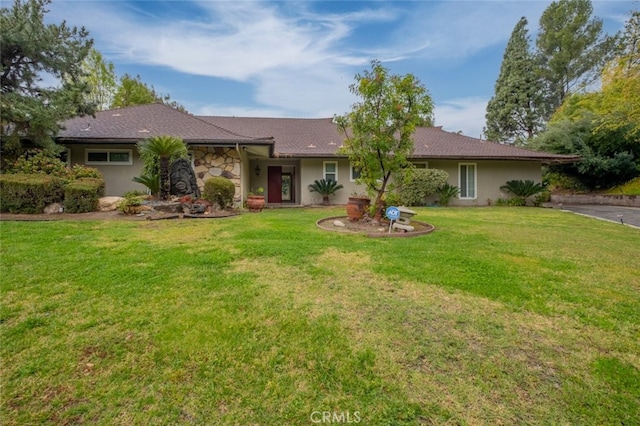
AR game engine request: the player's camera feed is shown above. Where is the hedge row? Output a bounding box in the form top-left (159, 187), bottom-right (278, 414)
top-left (64, 178), bottom-right (106, 213)
top-left (0, 174), bottom-right (105, 214)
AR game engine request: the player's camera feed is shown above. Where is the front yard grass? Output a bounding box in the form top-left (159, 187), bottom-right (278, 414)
top-left (1, 207), bottom-right (639, 424)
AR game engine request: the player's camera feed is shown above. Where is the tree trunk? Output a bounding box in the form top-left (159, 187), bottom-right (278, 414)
top-left (159, 155), bottom-right (170, 200)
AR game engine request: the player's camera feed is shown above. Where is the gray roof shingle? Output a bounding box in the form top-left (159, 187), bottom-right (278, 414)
top-left (57, 104), bottom-right (578, 163)
top-left (57, 103), bottom-right (273, 145)
top-left (200, 116), bottom-right (578, 162)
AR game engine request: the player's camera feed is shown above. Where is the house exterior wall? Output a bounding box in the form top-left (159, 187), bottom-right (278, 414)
top-left (65, 144), bottom-right (543, 207)
top-left (426, 159), bottom-right (542, 206)
top-left (300, 158), bottom-right (358, 205)
top-left (66, 144), bottom-right (146, 196)
top-left (299, 158), bottom-right (542, 207)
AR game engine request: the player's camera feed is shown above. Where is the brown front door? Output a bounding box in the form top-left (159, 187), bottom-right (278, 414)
top-left (267, 166), bottom-right (282, 203)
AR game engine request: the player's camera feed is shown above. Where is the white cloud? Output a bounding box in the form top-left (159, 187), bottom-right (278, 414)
top-left (434, 97), bottom-right (489, 138)
top-left (388, 1), bottom-right (549, 62)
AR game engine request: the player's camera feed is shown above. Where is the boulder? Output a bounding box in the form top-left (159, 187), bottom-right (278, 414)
top-left (98, 197), bottom-right (123, 212)
top-left (43, 203), bottom-right (63, 214)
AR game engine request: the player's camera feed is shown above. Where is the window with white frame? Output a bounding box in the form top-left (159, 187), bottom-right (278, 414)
top-left (349, 162), bottom-right (361, 182)
top-left (458, 163), bottom-right (476, 199)
top-left (323, 161), bottom-right (338, 182)
top-left (86, 149), bottom-right (132, 165)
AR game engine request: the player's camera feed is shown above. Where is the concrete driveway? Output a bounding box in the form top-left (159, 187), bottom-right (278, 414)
top-left (554, 204), bottom-right (640, 228)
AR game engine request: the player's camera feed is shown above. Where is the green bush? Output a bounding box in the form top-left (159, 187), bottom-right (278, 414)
top-left (0, 174), bottom-right (65, 213)
top-left (501, 180), bottom-right (546, 205)
top-left (203, 177), bottom-right (235, 209)
top-left (398, 168), bottom-right (448, 206)
top-left (70, 164), bottom-right (102, 180)
top-left (3, 149), bottom-right (70, 178)
top-left (64, 178), bottom-right (106, 213)
top-left (132, 172), bottom-right (159, 195)
top-left (382, 191), bottom-right (402, 209)
top-left (118, 193), bottom-right (144, 215)
top-left (437, 183), bottom-right (460, 206)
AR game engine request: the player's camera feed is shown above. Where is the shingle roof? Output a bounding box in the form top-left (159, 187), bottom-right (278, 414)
top-left (56, 104), bottom-right (578, 163)
top-left (200, 116), bottom-right (578, 163)
top-left (199, 116), bottom-right (343, 157)
top-left (57, 103), bottom-right (273, 145)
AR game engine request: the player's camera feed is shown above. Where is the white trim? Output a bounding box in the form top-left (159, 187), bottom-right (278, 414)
top-left (458, 163), bottom-right (477, 199)
top-left (323, 161), bottom-right (338, 182)
top-left (85, 149), bottom-right (133, 166)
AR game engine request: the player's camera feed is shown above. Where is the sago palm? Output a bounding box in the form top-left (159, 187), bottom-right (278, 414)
top-left (137, 136), bottom-right (187, 200)
top-left (500, 179), bottom-right (546, 204)
top-left (308, 178), bottom-right (344, 205)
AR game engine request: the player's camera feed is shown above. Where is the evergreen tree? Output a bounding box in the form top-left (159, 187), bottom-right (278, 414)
top-left (0, 0), bottom-right (95, 156)
top-left (536, 0), bottom-right (617, 118)
top-left (485, 17), bottom-right (544, 144)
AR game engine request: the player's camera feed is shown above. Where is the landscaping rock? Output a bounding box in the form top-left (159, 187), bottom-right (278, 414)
top-left (333, 220), bottom-right (346, 227)
top-left (44, 203), bottom-right (63, 214)
top-left (98, 196), bottom-right (124, 212)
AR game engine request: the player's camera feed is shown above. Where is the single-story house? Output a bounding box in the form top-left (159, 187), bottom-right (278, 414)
top-left (57, 103), bottom-right (578, 206)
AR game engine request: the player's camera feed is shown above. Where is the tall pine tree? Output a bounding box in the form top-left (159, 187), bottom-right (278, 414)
top-left (485, 17), bottom-right (543, 144)
top-left (1, 0), bottom-right (95, 156)
top-left (536, 0), bottom-right (617, 119)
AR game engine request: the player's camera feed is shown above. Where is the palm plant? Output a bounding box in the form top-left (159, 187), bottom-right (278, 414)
top-left (500, 179), bottom-right (546, 205)
top-left (137, 136), bottom-right (187, 200)
top-left (437, 183), bottom-right (460, 206)
top-left (132, 171), bottom-right (159, 195)
top-left (308, 178), bottom-right (344, 205)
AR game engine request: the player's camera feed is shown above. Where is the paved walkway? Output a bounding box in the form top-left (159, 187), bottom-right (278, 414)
top-left (553, 204), bottom-right (640, 228)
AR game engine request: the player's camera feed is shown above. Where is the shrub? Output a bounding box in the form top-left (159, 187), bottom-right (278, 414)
top-left (0, 174), bottom-right (65, 213)
top-left (203, 177), bottom-right (235, 209)
top-left (437, 183), bottom-right (460, 206)
top-left (382, 191), bottom-right (402, 210)
top-left (118, 193), bottom-right (144, 215)
top-left (132, 172), bottom-right (160, 195)
top-left (308, 179), bottom-right (344, 205)
top-left (70, 165), bottom-right (102, 180)
top-left (4, 149), bottom-right (70, 178)
top-left (398, 168), bottom-right (448, 206)
top-left (500, 180), bottom-right (546, 205)
top-left (64, 178), bottom-right (106, 213)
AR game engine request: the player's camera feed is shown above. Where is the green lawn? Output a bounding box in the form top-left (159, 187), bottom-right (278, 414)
top-left (1, 207), bottom-right (639, 425)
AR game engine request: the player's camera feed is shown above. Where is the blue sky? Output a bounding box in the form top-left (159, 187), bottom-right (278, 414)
top-left (39, 0), bottom-right (635, 137)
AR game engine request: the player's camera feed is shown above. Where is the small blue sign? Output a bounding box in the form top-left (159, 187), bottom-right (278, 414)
top-left (386, 206), bottom-right (400, 221)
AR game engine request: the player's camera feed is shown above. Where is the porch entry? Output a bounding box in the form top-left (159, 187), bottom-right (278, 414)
top-left (267, 166), bottom-right (295, 204)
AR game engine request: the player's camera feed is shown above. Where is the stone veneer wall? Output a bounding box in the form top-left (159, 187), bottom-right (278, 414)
top-left (192, 147), bottom-right (241, 202)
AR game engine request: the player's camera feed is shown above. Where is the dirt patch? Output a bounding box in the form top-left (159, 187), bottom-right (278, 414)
top-left (316, 216), bottom-right (435, 238)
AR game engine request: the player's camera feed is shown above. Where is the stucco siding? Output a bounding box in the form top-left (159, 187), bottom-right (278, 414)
top-left (66, 144), bottom-right (145, 196)
top-left (300, 158), bottom-right (358, 205)
top-left (427, 160), bottom-right (542, 206)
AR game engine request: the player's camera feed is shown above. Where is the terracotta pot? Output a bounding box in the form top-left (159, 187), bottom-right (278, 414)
top-left (247, 195), bottom-right (265, 212)
top-left (346, 197), bottom-right (370, 221)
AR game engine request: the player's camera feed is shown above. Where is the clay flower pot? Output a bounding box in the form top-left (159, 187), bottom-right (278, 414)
top-left (247, 195), bottom-right (265, 212)
top-left (346, 196), bottom-right (370, 221)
